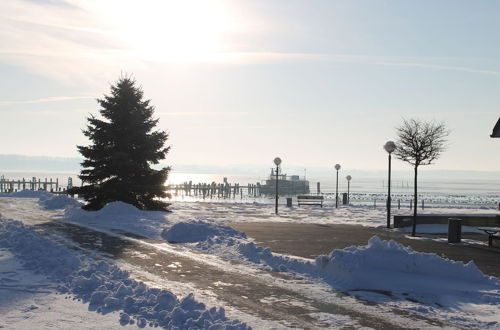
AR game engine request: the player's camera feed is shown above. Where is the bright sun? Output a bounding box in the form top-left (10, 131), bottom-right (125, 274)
top-left (92, 0), bottom-right (232, 62)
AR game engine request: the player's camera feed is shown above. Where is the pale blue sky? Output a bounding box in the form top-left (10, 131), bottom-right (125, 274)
top-left (1, 0), bottom-right (500, 173)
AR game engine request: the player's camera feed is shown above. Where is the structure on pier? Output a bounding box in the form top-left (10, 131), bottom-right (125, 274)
top-left (259, 168), bottom-right (310, 196)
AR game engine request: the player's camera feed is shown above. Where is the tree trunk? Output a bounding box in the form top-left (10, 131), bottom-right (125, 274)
top-left (412, 165), bottom-right (418, 237)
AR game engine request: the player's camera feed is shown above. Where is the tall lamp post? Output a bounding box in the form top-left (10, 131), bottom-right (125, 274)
top-left (274, 157), bottom-right (282, 214)
top-left (384, 141), bottom-right (396, 228)
top-left (334, 163), bottom-right (341, 208)
top-left (346, 175), bottom-right (352, 204)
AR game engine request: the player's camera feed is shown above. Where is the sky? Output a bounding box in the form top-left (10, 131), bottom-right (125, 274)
top-left (1, 0), bottom-right (500, 175)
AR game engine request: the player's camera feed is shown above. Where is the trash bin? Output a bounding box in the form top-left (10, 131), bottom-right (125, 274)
top-left (342, 193), bottom-right (348, 205)
top-left (286, 197), bottom-right (293, 207)
top-left (448, 218), bottom-right (462, 243)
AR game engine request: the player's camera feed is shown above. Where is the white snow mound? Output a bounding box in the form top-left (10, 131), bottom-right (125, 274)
top-left (162, 221), bottom-right (247, 243)
top-left (66, 201), bottom-right (153, 219)
top-left (64, 201), bottom-right (170, 240)
top-left (316, 236), bottom-right (499, 290)
top-left (39, 194), bottom-right (81, 210)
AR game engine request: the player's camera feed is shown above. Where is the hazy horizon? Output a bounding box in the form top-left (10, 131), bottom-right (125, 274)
top-left (3, 153), bottom-right (500, 181)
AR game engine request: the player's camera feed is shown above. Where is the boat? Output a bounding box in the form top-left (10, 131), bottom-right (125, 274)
top-left (259, 168), bottom-right (310, 196)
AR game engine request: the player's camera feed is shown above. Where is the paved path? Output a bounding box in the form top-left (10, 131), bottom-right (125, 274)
top-left (230, 222), bottom-right (500, 278)
top-left (34, 221), bottom-right (450, 329)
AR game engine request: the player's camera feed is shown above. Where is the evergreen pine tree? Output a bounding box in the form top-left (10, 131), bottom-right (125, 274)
top-left (73, 77), bottom-right (171, 211)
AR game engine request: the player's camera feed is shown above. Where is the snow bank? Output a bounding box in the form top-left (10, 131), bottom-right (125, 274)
top-left (66, 201), bottom-right (145, 219)
top-left (0, 189), bottom-right (53, 199)
top-left (0, 189), bottom-right (81, 210)
top-left (0, 216), bottom-right (250, 329)
top-left (196, 236), bottom-right (314, 275)
top-left (39, 194), bottom-right (81, 210)
top-left (65, 201), bottom-right (170, 240)
top-left (162, 221), bottom-right (247, 243)
top-left (316, 236), bottom-right (498, 290)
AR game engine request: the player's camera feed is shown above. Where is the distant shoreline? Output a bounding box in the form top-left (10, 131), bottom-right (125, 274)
top-left (2, 153), bottom-right (500, 181)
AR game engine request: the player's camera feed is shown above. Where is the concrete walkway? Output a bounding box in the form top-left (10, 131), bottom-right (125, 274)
top-left (37, 221), bottom-right (436, 329)
top-left (230, 223), bottom-right (500, 278)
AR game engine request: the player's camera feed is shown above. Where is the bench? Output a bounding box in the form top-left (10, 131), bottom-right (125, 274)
top-left (297, 195), bottom-right (324, 207)
top-left (478, 227), bottom-right (500, 247)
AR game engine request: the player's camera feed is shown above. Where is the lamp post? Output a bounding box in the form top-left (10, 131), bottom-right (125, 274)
top-left (274, 157), bottom-right (282, 214)
top-left (346, 175), bottom-right (352, 204)
top-left (384, 141), bottom-right (396, 228)
top-left (334, 163), bottom-right (341, 208)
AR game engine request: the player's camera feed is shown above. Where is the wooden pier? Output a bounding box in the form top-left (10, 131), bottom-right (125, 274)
top-left (166, 181), bottom-right (262, 199)
top-left (0, 176), bottom-right (73, 193)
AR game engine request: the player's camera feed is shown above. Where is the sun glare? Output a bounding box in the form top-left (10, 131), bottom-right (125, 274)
top-left (93, 0), bottom-right (231, 62)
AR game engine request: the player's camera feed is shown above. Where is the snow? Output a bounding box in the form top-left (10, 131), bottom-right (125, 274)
top-left (65, 201), bottom-right (171, 240)
top-left (1, 191), bottom-right (500, 328)
top-left (192, 232), bottom-right (500, 328)
top-left (167, 199), bottom-right (500, 229)
top-left (39, 193), bottom-right (82, 210)
top-left (0, 249), bottom-right (120, 329)
top-left (316, 236), bottom-right (498, 289)
top-left (0, 216), bottom-right (250, 329)
top-left (162, 221), bottom-right (246, 243)
top-left (0, 189), bottom-right (53, 199)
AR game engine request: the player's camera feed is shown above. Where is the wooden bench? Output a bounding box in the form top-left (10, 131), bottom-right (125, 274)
top-left (478, 227), bottom-right (500, 247)
top-left (297, 195), bottom-right (324, 207)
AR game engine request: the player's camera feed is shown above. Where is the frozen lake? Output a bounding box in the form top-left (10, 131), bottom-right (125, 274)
top-left (2, 170), bottom-right (500, 207)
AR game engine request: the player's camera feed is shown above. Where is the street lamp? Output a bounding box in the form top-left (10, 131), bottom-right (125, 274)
top-left (346, 175), bottom-right (352, 205)
top-left (384, 141), bottom-right (396, 228)
top-left (274, 157), bottom-right (282, 214)
top-left (334, 163), bottom-right (341, 208)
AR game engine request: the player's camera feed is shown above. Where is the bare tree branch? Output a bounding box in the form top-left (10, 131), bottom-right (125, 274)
top-left (394, 118), bottom-right (449, 167)
top-left (393, 118), bottom-right (450, 237)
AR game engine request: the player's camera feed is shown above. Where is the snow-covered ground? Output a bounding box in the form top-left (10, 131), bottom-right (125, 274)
top-left (0, 215), bottom-right (250, 329)
top-left (1, 191), bottom-right (500, 329)
top-left (0, 248), bottom-right (121, 329)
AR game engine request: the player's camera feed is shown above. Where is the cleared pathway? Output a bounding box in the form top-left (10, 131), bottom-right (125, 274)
top-left (35, 221), bottom-right (450, 329)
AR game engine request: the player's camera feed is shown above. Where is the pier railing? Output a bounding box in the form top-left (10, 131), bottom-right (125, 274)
top-left (165, 182), bottom-right (262, 199)
top-left (0, 177), bottom-right (73, 193)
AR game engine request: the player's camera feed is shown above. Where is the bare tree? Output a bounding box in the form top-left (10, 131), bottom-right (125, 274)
top-left (394, 118), bottom-right (449, 236)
